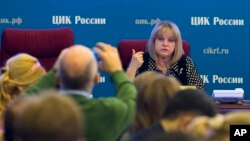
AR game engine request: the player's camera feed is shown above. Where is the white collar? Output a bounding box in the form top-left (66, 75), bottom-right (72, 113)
top-left (60, 89), bottom-right (93, 99)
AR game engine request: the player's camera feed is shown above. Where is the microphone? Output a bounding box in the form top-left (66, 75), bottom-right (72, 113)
top-left (162, 58), bottom-right (170, 76)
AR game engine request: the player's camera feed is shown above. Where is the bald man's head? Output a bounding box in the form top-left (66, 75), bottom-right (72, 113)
top-left (58, 45), bottom-right (98, 91)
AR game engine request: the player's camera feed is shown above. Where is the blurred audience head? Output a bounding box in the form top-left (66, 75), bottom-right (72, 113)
top-left (3, 96), bottom-right (32, 141)
top-left (145, 132), bottom-right (201, 141)
top-left (15, 90), bottom-right (84, 141)
top-left (132, 71), bottom-right (181, 132)
top-left (189, 111), bottom-right (250, 141)
top-left (161, 89), bottom-right (217, 132)
top-left (163, 89), bottom-right (217, 118)
top-left (0, 53), bottom-right (46, 118)
top-left (58, 45), bottom-right (98, 92)
top-left (147, 20), bottom-right (183, 64)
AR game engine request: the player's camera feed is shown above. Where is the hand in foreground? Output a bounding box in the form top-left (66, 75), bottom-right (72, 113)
top-left (93, 42), bottom-right (122, 74)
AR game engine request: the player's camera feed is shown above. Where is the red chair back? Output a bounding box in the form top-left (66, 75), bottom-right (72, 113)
top-left (0, 28), bottom-right (74, 71)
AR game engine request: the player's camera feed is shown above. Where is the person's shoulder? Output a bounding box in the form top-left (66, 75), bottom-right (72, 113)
top-left (130, 128), bottom-right (150, 141)
top-left (138, 52), bottom-right (151, 73)
top-left (184, 55), bottom-right (193, 60)
top-left (90, 97), bottom-right (130, 110)
top-left (130, 122), bottom-right (163, 141)
top-left (179, 55), bottom-right (189, 60)
top-left (143, 52), bottom-right (155, 64)
top-left (143, 52), bottom-right (150, 59)
top-left (178, 55), bottom-right (194, 64)
top-left (72, 96), bottom-right (128, 114)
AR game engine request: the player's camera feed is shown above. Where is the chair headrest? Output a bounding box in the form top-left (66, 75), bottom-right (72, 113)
top-left (1, 28), bottom-right (74, 57)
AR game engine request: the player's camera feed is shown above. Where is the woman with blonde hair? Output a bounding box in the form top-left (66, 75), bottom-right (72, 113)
top-left (126, 20), bottom-right (205, 91)
top-left (0, 53), bottom-right (46, 118)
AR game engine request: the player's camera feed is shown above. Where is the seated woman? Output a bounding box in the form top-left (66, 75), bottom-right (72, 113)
top-left (126, 20), bottom-right (205, 91)
top-left (0, 53), bottom-right (46, 119)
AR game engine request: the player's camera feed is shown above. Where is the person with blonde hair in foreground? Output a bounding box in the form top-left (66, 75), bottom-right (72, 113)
top-left (0, 53), bottom-right (46, 130)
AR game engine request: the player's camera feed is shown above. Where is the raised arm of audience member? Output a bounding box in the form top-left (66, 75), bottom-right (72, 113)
top-left (94, 42), bottom-right (136, 100)
top-left (24, 43), bottom-right (136, 141)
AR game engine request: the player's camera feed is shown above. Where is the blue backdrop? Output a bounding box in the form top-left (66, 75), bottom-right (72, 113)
top-left (1, 0), bottom-right (249, 99)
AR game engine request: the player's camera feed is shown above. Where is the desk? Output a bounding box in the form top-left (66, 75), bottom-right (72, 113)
top-left (217, 100), bottom-right (250, 113)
